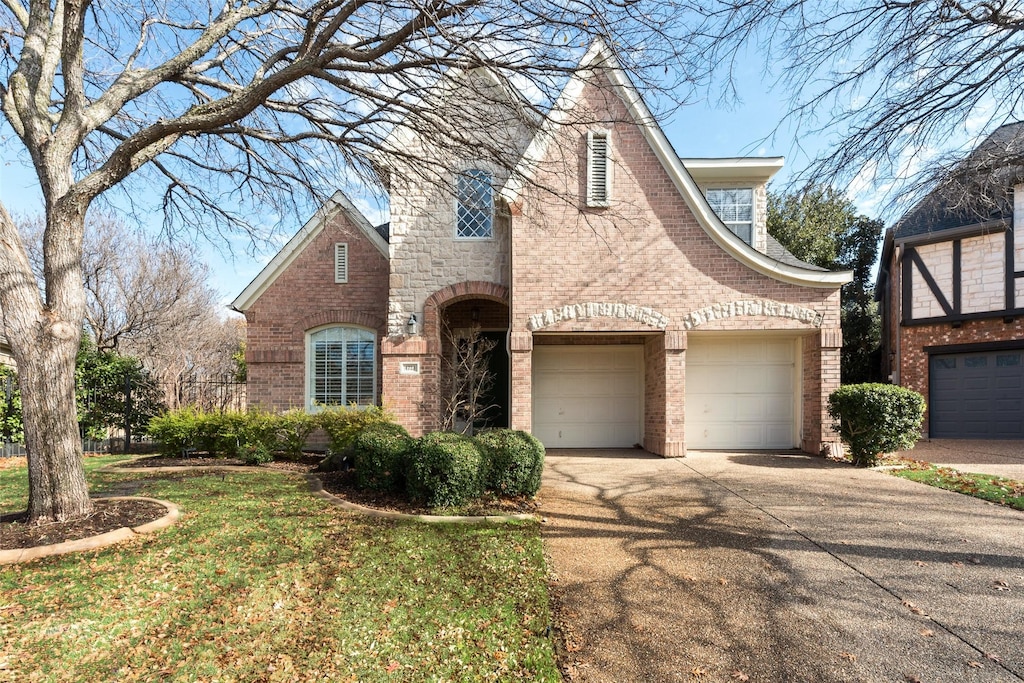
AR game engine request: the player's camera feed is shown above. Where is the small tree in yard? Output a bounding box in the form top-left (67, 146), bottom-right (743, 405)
top-left (827, 384), bottom-right (926, 467)
top-left (439, 325), bottom-right (497, 436)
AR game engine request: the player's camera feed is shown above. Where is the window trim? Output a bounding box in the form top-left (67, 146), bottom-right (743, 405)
top-left (586, 129), bottom-right (612, 208)
top-left (454, 168), bottom-right (494, 240)
top-left (334, 242), bottom-right (348, 284)
top-left (305, 324), bottom-right (377, 411)
top-left (706, 187), bottom-right (754, 245)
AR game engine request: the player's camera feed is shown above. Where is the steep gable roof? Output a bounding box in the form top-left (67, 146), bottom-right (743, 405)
top-left (895, 121), bottom-right (1024, 240)
top-left (501, 40), bottom-right (852, 289)
top-left (231, 191), bottom-right (388, 313)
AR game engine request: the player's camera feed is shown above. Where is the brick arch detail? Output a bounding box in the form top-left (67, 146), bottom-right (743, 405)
top-left (422, 281), bottom-right (509, 349)
top-left (294, 309), bottom-right (385, 335)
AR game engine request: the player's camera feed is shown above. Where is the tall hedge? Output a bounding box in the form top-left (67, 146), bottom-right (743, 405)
top-left (827, 383), bottom-right (925, 467)
top-left (406, 432), bottom-right (485, 508)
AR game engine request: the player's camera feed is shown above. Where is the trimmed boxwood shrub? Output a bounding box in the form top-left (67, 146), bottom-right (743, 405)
top-left (477, 429), bottom-right (545, 497)
top-left (406, 432), bottom-right (486, 508)
top-left (353, 422), bottom-right (414, 492)
top-left (827, 383), bottom-right (926, 467)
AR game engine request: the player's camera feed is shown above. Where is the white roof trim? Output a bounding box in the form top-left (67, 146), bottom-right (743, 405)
top-left (502, 40), bottom-right (852, 289)
top-left (231, 191), bottom-right (388, 312)
top-left (682, 157), bottom-right (785, 182)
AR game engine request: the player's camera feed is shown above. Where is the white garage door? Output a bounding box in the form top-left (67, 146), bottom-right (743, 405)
top-left (532, 345), bottom-right (643, 448)
top-left (686, 336), bottom-right (798, 449)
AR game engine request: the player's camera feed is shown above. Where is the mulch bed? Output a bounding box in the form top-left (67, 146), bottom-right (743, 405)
top-left (317, 468), bottom-right (540, 517)
top-left (0, 499), bottom-right (167, 550)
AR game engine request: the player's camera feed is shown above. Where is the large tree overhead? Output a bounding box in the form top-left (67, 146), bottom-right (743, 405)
top-left (0, 0), bottom-right (694, 523)
top-left (683, 1), bottom-right (1024, 207)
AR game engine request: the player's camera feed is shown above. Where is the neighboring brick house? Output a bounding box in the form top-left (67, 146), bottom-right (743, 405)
top-left (233, 42), bottom-right (851, 456)
top-left (877, 122), bottom-right (1024, 439)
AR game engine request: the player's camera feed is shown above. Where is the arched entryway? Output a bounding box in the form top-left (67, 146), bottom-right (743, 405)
top-left (423, 282), bottom-right (510, 434)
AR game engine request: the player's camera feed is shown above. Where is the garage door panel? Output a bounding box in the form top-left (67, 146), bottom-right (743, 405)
top-left (930, 350), bottom-right (1024, 438)
top-left (686, 336), bottom-right (798, 450)
top-left (532, 346), bottom-right (642, 448)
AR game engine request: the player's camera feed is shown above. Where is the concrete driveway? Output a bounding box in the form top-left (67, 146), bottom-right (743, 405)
top-left (540, 449), bottom-right (1024, 682)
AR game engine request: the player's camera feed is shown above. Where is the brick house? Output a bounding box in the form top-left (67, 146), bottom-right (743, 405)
top-left (233, 42), bottom-right (851, 456)
top-left (877, 122), bottom-right (1024, 438)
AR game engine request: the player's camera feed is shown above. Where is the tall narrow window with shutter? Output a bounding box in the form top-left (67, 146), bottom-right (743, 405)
top-left (587, 130), bottom-right (612, 207)
top-left (334, 243), bottom-right (348, 283)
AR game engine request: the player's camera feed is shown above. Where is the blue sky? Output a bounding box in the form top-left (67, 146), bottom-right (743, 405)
top-left (0, 58), bottom-right (889, 308)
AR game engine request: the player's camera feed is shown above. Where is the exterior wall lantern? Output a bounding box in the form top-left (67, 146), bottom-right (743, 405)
top-left (406, 313), bottom-right (418, 336)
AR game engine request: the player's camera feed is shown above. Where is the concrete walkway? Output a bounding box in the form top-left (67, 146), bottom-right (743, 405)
top-left (540, 449), bottom-right (1024, 682)
top-left (897, 440), bottom-right (1024, 479)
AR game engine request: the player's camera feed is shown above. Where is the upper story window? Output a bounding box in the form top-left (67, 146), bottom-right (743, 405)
top-left (456, 169), bottom-right (493, 238)
top-left (307, 326), bottom-right (376, 410)
top-left (586, 130), bottom-right (612, 207)
top-left (707, 188), bottom-right (754, 244)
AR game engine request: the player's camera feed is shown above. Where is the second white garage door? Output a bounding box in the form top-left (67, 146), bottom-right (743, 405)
top-left (532, 345), bottom-right (643, 448)
top-left (686, 336), bottom-right (798, 449)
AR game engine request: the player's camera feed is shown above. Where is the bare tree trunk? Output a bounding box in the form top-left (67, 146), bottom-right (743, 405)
top-left (20, 333), bottom-right (90, 522)
top-left (0, 202), bottom-right (91, 523)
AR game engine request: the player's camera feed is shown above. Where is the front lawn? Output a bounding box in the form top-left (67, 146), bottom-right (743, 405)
top-left (885, 458), bottom-right (1024, 512)
top-left (0, 458), bottom-right (559, 682)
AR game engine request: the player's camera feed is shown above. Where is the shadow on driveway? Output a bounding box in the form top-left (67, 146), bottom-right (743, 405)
top-left (540, 449), bottom-right (1024, 683)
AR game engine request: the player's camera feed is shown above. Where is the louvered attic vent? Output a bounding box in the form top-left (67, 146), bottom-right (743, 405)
top-left (334, 243), bottom-right (348, 283)
top-left (587, 130), bottom-right (612, 207)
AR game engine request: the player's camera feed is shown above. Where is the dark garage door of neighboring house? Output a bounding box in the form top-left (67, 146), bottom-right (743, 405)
top-left (929, 350), bottom-right (1024, 438)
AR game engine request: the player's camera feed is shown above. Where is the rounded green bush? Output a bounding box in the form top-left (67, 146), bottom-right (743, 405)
top-left (353, 422), bottom-right (414, 492)
top-left (477, 429), bottom-right (545, 497)
top-left (827, 383), bottom-right (926, 467)
top-left (406, 432), bottom-right (486, 508)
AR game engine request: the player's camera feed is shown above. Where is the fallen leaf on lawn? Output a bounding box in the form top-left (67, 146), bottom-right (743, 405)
top-left (992, 580), bottom-right (1010, 591)
top-left (968, 661), bottom-right (984, 669)
top-left (691, 666), bottom-right (708, 677)
top-left (385, 661), bottom-right (400, 674)
top-left (919, 629), bottom-right (934, 637)
top-left (731, 670), bottom-right (750, 681)
top-left (839, 652), bottom-right (856, 662)
top-left (718, 578), bottom-right (728, 586)
top-left (565, 639), bottom-right (583, 653)
top-left (986, 653), bottom-right (1004, 663)
top-left (914, 561), bottom-right (926, 567)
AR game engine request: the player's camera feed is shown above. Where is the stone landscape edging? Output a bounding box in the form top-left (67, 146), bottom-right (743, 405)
top-left (304, 474), bottom-right (538, 524)
top-left (0, 496), bottom-right (181, 566)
